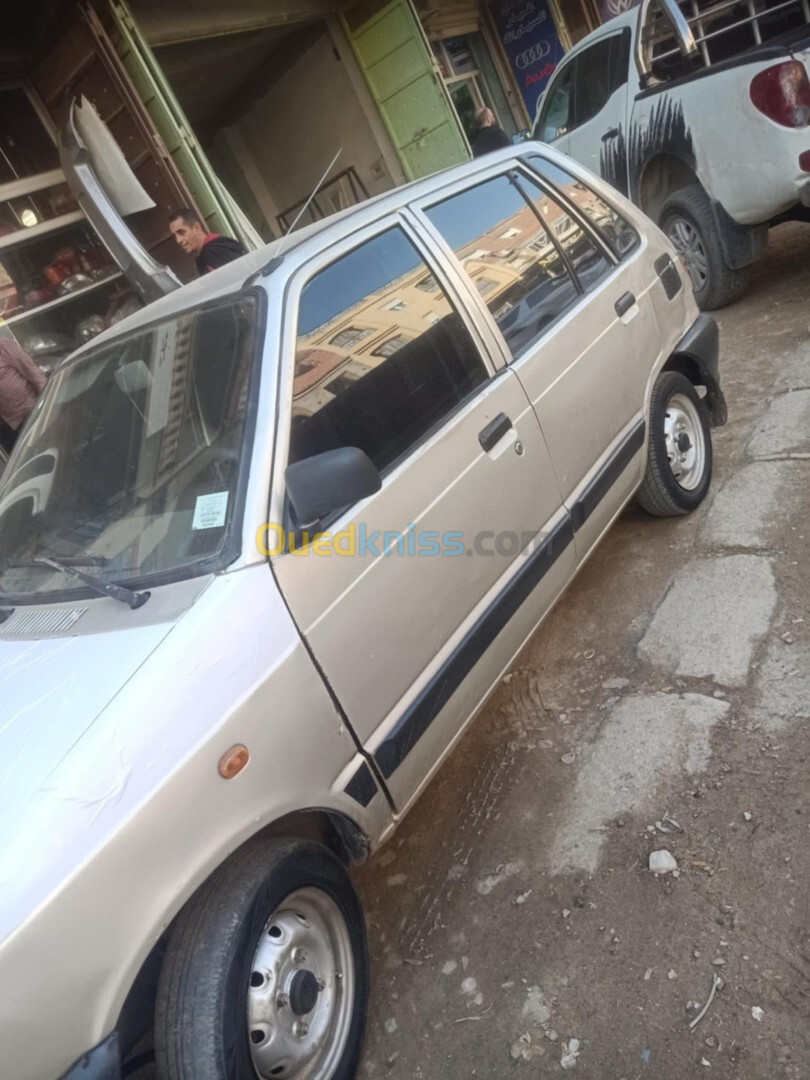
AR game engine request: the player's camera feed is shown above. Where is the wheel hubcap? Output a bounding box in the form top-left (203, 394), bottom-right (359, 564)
top-left (666, 217), bottom-right (708, 290)
top-left (663, 393), bottom-right (705, 491)
top-left (246, 888), bottom-right (354, 1079)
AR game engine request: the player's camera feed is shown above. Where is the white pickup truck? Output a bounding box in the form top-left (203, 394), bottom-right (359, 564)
top-left (533, 0), bottom-right (810, 308)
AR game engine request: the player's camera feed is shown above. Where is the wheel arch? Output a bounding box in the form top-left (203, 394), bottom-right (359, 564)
top-left (115, 807), bottom-right (370, 1063)
top-left (662, 351), bottom-right (726, 427)
top-left (637, 153), bottom-right (699, 223)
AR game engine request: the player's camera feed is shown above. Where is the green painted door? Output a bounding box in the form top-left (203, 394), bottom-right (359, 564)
top-left (106, 0), bottom-right (262, 250)
top-left (342, 0), bottom-right (470, 181)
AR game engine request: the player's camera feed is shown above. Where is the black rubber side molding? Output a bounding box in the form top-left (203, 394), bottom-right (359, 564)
top-left (478, 413), bottom-right (513, 452)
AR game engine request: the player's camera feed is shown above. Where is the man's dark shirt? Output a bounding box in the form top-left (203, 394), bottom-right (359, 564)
top-left (195, 233), bottom-right (246, 275)
top-left (472, 125), bottom-right (511, 157)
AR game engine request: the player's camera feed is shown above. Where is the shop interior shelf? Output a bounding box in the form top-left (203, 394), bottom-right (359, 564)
top-left (0, 211), bottom-right (85, 253)
top-left (4, 271), bottom-right (123, 326)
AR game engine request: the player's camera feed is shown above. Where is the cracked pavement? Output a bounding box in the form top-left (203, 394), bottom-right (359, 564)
top-left (356, 223), bottom-right (810, 1080)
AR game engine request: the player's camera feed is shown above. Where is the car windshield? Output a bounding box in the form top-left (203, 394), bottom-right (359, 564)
top-left (0, 294), bottom-right (260, 601)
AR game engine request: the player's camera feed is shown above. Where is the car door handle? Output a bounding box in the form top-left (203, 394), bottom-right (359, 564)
top-left (478, 412), bottom-right (513, 452)
top-left (601, 127), bottom-right (620, 142)
top-left (615, 291), bottom-right (636, 317)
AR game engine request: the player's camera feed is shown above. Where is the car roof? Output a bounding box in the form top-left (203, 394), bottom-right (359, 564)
top-left (77, 144), bottom-right (553, 351)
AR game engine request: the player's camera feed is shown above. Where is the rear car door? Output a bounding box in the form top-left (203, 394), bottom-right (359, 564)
top-left (271, 218), bottom-right (574, 810)
top-left (567, 30), bottom-right (632, 194)
top-left (419, 155), bottom-right (661, 560)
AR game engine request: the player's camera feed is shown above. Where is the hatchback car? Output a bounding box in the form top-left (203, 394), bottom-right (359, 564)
top-left (0, 143), bottom-right (725, 1080)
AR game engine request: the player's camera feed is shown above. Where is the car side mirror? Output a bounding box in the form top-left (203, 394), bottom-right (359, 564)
top-left (285, 447), bottom-right (381, 527)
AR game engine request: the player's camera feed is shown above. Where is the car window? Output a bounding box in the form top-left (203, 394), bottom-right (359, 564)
top-left (425, 174), bottom-right (581, 360)
top-left (534, 61), bottom-right (575, 142)
top-left (517, 174), bottom-right (612, 293)
top-left (290, 227), bottom-right (488, 474)
top-left (526, 156), bottom-right (639, 258)
top-left (573, 33), bottom-right (629, 127)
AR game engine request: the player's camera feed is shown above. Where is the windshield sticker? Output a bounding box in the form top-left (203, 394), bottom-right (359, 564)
top-left (192, 491), bottom-right (229, 530)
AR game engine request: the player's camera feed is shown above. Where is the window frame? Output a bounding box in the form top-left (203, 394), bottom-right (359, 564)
top-left (273, 212), bottom-right (505, 540)
top-left (521, 153), bottom-right (640, 262)
top-left (533, 29), bottom-right (631, 141)
top-left (533, 56), bottom-right (577, 142)
top-left (410, 161), bottom-right (619, 366)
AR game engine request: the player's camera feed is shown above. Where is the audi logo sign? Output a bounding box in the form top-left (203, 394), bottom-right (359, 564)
top-left (515, 40), bottom-right (552, 69)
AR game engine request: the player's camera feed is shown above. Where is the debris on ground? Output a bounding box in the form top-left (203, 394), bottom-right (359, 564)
top-left (689, 972), bottom-right (724, 1031)
top-left (561, 752), bottom-right (576, 765)
top-left (560, 1038), bottom-right (581, 1069)
top-left (655, 816), bottom-right (683, 834)
top-left (649, 850), bottom-right (678, 874)
top-left (743, 811), bottom-right (753, 821)
top-left (751, 1006), bottom-right (764, 1022)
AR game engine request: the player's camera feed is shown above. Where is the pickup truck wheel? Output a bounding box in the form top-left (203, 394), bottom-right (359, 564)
top-left (660, 184), bottom-right (749, 310)
top-left (637, 371), bottom-right (712, 517)
top-left (154, 838), bottom-right (369, 1080)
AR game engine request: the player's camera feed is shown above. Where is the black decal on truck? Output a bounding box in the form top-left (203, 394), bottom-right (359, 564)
top-left (628, 97), bottom-right (695, 202)
top-left (600, 125), bottom-right (629, 195)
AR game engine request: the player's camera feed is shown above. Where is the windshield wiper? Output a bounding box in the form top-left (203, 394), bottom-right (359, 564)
top-left (34, 556), bottom-right (150, 610)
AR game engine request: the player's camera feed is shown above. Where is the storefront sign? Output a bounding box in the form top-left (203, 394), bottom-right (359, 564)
top-left (598, 0), bottom-right (641, 21)
top-left (489, 0), bottom-right (565, 120)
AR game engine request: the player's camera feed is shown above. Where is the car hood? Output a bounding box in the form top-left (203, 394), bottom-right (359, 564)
top-left (0, 623), bottom-right (173, 846)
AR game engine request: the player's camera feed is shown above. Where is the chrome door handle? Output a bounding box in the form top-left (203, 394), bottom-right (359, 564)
top-left (615, 291), bottom-right (636, 317)
top-left (479, 413), bottom-right (513, 452)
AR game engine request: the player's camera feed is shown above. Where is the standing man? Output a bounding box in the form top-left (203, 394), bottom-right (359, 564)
top-left (169, 209), bottom-right (245, 276)
top-left (0, 338), bottom-right (47, 454)
top-left (471, 107), bottom-right (511, 157)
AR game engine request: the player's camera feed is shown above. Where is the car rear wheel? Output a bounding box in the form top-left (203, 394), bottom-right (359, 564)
top-left (637, 371), bottom-right (712, 517)
top-left (154, 837), bottom-right (369, 1080)
top-left (660, 184), bottom-right (749, 311)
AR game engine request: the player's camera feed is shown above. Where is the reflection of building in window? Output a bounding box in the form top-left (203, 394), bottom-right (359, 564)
top-left (382, 297), bottom-right (406, 312)
top-left (555, 216), bottom-right (572, 236)
top-left (530, 232), bottom-right (549, 250)
top-left (500, 227), bottom-right (521, 239)
top-left (326, 372), bottom-right (359, 396)
top-left (372, 334), bottom-right (410, 358)
top-left (476, 277), bottom-right (498, 296)
top-left (296, 358), bottom-right (317, 374)
top-left (329, 326), bottom-right (371, 348)
top-left (417, 276), bottom-right (439, 293)
top-left (424, 311), bottom-right (439, 324)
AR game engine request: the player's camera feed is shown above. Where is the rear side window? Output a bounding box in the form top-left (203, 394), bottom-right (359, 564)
top-left (291, 227), bottom-right (487, 473)
top-left (527, 156), bottom-right (639, 259)
top-left (574, 32), bottom-right (630, 127)
top-left (426, 174), bottom-right (594, 360)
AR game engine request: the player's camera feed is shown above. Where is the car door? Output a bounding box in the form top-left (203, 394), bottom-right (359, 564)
top-left (567, 29), bottom-right (633, 194)
top-left (419, 157), bottom-right (660, 562)
top-left (270, 218), bottom-right (574, 811)
top-left (532, 56), bottom-right (576, 157)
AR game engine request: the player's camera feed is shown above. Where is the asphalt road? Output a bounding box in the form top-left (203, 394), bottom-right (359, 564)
top-left (355, 222), bottom-right (810, 1080)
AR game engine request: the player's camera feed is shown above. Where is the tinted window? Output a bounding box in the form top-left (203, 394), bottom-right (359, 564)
top-left (574, 33), bottom-right (629, 127)
top-left (527, 156), bottom-right (639, 258)
top-left (425, 175), bottom-right (580, 359)
top-left (291, 228), bottom-right (487, 473)
top-left (534, 61), bottom-right (575, 142)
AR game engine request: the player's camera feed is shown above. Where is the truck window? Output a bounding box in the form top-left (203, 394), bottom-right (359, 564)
top-left (573, 31), bottom-right (630, 127)
top-left (534, 60), bottom-right (575, 142)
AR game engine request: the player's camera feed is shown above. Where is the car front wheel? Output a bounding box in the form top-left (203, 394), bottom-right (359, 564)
top-left (154, 837), bottom-right (369, 1080)
top-left (637, 371), bottom-right (713, 517)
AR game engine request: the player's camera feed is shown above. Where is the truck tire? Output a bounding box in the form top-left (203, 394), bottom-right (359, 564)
top-left (637, 371), bottom-right (712, 517)
top-left (154, 837), bottom-right (369, 1080)
top-left (659, 184), bottom-right (749, 310)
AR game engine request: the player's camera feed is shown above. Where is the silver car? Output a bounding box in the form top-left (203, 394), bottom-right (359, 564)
top-left (0, 144), bottom-right (725, 1080)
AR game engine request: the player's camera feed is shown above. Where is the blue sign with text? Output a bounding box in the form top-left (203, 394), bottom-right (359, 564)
top-left (489, 0), bottom-right (566, 122)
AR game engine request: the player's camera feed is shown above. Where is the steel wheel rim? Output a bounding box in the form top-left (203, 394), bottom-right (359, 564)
top-left (664, 392), bottom-right (705, 491)
top-left (666, 217), bottom-right (708, 290)
top-left (246, 887), bottom-right (355, 1079)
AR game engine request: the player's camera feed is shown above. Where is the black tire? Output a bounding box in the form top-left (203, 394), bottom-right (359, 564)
top-left (154, 837), bottom-right (369, 1080)
top-left (659, 184), bottom-right (750, 310)
top-left (637, 371), bottom-right (713, 517)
